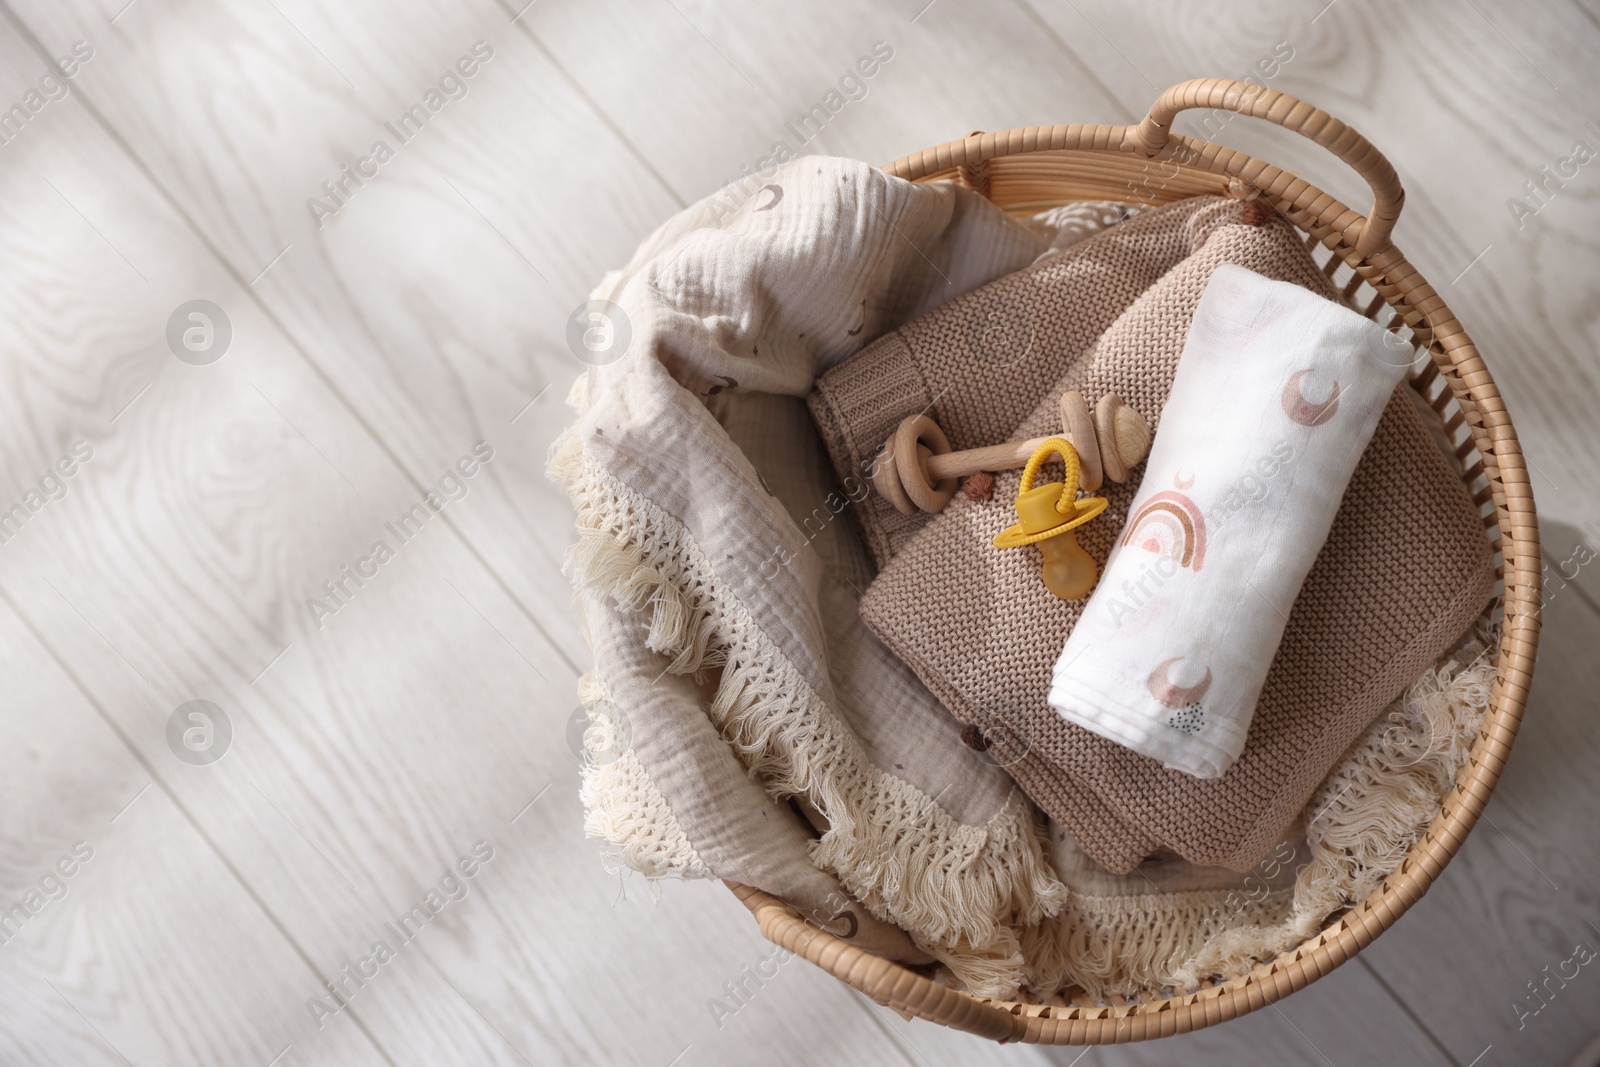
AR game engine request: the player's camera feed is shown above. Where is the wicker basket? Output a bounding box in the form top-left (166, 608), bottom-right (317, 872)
top-left (726, 78), bottom-right (1542, 1044)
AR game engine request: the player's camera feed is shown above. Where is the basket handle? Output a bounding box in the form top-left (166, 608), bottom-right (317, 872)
top-left (1127, 78), bottom-right (1404, 255)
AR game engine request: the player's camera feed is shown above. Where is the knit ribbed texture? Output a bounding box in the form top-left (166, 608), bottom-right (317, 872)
top-left (811, 196), bottom-right (1495, 873)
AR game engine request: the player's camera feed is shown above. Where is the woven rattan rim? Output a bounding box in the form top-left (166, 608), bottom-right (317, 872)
top-left (726, 78), bottom-right (1541, 1044)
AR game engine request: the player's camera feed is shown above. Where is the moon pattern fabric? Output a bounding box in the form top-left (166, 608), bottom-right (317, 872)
top-left (1281, 368), bottom-right (1341, 426)
top-left (1147, 657), bottom-right (1213, 707)
top-left (1048, 264), bottom-right (1409, 778)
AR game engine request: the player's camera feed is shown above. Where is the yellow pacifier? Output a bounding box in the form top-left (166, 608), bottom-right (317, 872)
top-left (992, 437), bottom-right (1108, 600)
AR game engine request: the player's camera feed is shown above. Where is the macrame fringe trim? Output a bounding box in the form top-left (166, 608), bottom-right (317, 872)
top-left (1172, 642), bottom-right (1495, 990)
top-left (1022, 638), bottom-right (1496, 1001)
top-left (576, 673), bottom-right (712, 881)
top-left (551, 400), bottom-right (1065, 998)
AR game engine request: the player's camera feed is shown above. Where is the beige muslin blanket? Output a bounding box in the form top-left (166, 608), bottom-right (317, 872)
top-left (552, 158), bottom-right (1141, 997)
top-left (814, 197), bottom-right (1496, 872)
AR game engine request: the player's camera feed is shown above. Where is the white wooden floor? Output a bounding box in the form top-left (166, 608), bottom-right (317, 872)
top-left (0, 1), bottom-right (1596, 1064)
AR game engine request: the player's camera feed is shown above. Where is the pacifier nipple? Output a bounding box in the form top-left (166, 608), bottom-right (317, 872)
top-left (1039, 524), bottom-right (1097, 600)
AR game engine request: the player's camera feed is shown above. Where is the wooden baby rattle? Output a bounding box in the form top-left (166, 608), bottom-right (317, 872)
top-left (870, 390), bottom-right (1151, 515)
top-left (992, 438), bottom-right (1108, 600)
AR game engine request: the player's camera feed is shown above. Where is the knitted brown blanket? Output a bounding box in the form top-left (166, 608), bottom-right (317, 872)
top-left (809, 196), bottom-right (1495, 873)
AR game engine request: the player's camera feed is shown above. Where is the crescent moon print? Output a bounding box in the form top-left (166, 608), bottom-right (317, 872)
top-left (1121, 490), bottom-right (1207, 571)
top-left (1281, 369), bottom-right (1340, 426)
top-left (754, 184), bottom-right (784, 212)
top-left (1173, 469), bottom-right (1195, 490)
top-left (1148, 657), bottom-right (1213, 709)
top-left (846, 299), bottom-right (866, 337)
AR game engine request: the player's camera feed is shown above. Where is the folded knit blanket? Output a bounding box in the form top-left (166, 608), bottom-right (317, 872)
top-left (551, 158), bottom-right (1134, 996)
top-left (821, 198), bottom-right (1495, 872)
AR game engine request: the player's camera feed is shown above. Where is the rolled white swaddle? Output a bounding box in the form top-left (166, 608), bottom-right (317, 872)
top-left (1048, 264), bottom-right (1411, 779)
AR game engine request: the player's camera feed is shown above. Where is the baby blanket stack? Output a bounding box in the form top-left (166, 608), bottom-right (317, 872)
top-left (815, 197), bottom-right (1496, 873)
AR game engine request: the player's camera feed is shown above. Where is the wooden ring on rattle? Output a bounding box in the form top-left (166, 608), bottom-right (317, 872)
top-left (1058, 391), bottom-right (1102, 492)
top-left (894, 415), bottom-right (957, 513)
top-left (871, 445), bottom-right (916, 515)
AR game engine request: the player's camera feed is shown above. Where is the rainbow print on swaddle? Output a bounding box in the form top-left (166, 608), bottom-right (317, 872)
top-left (1048, 264), bottom-right (1410, 779)
top-left (1121, 490), bottom-right (1208, 572)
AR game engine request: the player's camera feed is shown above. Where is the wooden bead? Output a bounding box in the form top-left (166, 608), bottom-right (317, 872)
top-left (1059, 391), bottom-right (1101, 492)
top-left (1112, 405), bottom-right (1152, 474)
top-left (1095, 393), bottom-right (1127, 484)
